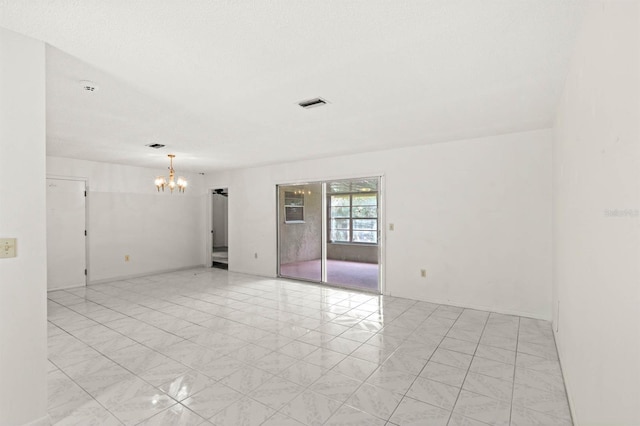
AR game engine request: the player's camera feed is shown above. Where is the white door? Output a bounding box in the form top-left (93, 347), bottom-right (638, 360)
top-left (47, 179), bottom-right (86, 290)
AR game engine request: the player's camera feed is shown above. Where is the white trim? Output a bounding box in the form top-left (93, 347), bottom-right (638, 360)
top-left (272, 171), bottom-right (386, 186)
top-left (46, 283), bottom-right (86, 292)
top-left (23, 414), bottom-right (50, 426)
top-left (385, 293), bottom-right (552, 321)
top-left (321, 182), bottom-right (327, 283)
top-left (276, 187), bottom-right (281, 277)
top-left (46, 174), bottom-right (88, 182)
top-left (206, 190), bottom-right (213, 269)
top-left (88, 264), bottom-right (205, 285)
top-left (377, 175), bottom-right (386, 295)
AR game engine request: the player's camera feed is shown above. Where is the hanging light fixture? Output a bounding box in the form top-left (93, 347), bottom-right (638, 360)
top-left (155, 154), bottom-right (187, 193)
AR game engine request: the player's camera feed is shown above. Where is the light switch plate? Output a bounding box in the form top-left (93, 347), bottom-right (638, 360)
top-left (0, 238), bottom-right (17, 258)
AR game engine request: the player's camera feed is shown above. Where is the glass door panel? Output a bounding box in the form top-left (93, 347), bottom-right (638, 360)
top-left (325, 178), bottom-right (380, 291)
top-left (278, 183), bottom-right (323, 282)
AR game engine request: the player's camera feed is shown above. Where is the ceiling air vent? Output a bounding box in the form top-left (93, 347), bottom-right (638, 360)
top-left (79, 80), bottom-right (99, 92)
top-left (146, 143), bottom-right (166, 149)
top-left (298, 97), bottom-right (328, 109)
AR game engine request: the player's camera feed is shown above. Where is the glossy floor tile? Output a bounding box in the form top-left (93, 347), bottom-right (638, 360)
top-left (47, 268), bottom-right (572, 425)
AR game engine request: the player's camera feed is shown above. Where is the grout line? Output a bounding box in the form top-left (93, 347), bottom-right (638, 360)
top-left (278, 300), bottom-right (430, 424)
top-left (48, 358), bottom-right (127, 425)
top-left (383, 308), bottom-right (458, 423)
top-left (508, 316), bottom-right (521, 426)
top-left (444, 311), bottom-right (490, 426)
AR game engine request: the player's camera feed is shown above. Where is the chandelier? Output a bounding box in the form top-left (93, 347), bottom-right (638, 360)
top-left (154, 154), bottom-right (187, 193)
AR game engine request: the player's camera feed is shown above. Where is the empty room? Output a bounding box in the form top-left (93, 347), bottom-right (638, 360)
top-left (1, 1), bottom-right (638, 426)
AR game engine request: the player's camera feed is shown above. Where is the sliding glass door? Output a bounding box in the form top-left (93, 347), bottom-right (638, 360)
top-left (278, 177), bottom-right (380, 293)
top-left (278, 183), bottom-right (323, 282)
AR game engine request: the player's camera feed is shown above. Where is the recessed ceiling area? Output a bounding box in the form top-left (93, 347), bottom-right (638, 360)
top-left (0, 1), bottom-right (584, 173)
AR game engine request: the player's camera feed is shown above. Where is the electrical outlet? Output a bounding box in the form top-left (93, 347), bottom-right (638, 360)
top-left (254, 253), bottom-right (258, 259)
top-left (389, 223), bottom-right (395, 231)
top-left (420, 269), bottom-right (427, 278)
top-left (125, 255), bottom-right (130, 262)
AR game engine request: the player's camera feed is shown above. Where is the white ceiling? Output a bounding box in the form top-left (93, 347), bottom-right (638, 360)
top-left (0, 1), bottom-right (583, 173)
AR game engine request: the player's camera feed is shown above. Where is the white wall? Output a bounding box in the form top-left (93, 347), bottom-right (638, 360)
top-left (47, 157), bottom-right (207, 283)
top-left (0, 28), bottom-right (48, 426)
top-left (553, 2), bottom-right (640, 425)
top-left (206, 129), bottom-right (553, 319)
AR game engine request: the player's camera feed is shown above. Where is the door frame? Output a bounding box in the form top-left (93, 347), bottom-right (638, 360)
top-left (207, 185), bottom-right (230, 270)
top-left (46, 175), bottom-right (90, 288)
top-left (276, 174), bottom-right (385, 295)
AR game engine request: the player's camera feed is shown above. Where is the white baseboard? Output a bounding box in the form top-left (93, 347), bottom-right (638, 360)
top-left (89, 264), bottom-right (206, 285)
top-left (228, 269), bottom-right (550, 321)
top-left (23, 414), bottom-right (49, 426)
top-left (47, 283), bottom-right (86, 292)
top-left (384, 292), bottom-right (550, 321)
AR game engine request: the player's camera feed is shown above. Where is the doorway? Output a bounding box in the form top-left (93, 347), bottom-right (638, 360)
top-left (278, 177), bottom-right (381, 293)
top-left (46, 178), bottom-right (87, 290)
top-left (211, 188), bottom-right (229, 269)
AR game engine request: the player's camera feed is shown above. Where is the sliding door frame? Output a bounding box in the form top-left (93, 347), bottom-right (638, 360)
top-left (321, 182), bottom-right (328, 283)
top-left (276, 174), bottom-right (385, 295)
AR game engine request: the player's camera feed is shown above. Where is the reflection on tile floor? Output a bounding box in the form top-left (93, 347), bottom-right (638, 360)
top-left (47, 268), bottom-right (572, 425)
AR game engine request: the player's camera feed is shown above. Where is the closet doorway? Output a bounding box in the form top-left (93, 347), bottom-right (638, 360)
top-left (277, 177), bottom-right (381, 293)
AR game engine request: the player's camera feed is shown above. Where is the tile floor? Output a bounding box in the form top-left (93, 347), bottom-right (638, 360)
top-left (47, 268), bottom-right (572, 425)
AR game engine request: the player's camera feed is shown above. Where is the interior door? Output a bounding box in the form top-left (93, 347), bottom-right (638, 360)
top-left (47, 178), bottom-right (86, 290)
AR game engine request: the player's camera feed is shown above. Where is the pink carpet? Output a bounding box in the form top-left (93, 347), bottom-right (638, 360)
top-left (280, 259), bottom-right (379, 292)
